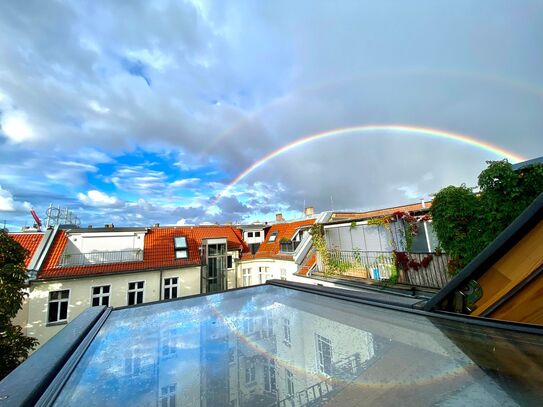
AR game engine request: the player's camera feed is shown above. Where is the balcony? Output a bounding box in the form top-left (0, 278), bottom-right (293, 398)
top-left (279, 240), bottom-right (301, 254)
top-left (58, 249), bottom-right (144, 267)
top-left (318, 250), bottom-right (451, 289)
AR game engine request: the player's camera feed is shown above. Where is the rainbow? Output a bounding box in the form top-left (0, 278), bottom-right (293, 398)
top-left (211, 125), bottom-right (526, 206)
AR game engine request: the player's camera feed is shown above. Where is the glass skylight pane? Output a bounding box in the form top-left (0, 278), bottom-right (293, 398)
top-left (173, 236), bottom-right (187, 248)
top-left (52, 285), bottom-right (543, 406)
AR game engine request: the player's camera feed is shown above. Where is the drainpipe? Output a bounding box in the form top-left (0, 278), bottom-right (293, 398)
top-left (159, 268), bottom-right (163, 301)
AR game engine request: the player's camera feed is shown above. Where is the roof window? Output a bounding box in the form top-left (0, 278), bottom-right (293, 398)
top-left (174, 236), bottom-right (188, 259)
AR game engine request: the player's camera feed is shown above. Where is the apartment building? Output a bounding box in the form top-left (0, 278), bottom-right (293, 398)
top-left (12, 224), bottom-right (247, 346)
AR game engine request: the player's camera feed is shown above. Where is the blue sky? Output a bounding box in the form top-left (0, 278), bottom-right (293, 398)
top-left (1, 0), bottom-right (542, 229)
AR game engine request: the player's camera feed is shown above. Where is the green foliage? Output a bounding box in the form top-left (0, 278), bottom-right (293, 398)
top-left (431, 160), bottom-right (543, 274)
top-left (0, 231), bottom-right (38, 379)
top-left (310, 224), bottom-right (332, 275)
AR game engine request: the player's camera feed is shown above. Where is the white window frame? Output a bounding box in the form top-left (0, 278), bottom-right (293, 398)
top-left (47, 289), bottom-right (70, 324)
top-left (245, 359), bottom-right (256, 384)
top-left (90, 285), bottom-right (111, 307)
top-left (280, 268), bottom-right (287, 280)
top-left (127, 280), bottom-right (145, 305)
top-left (315, 334), bottom-right (333, 375)
top-left (242, 268), bottom-right (252, 286)
top-left (286, 369), bottom-right (295, 396)
top-left (227, 254), bottom-right (233, 269)
top-left (159, 383), bottom-right (177, 407)
top-left (124, 348), bottom-right (141, 376)
top-left (283, 318), bottom-right (291, 346)
top-left (259, 266), bottom-right (270, 284)
top-left (268, 232), bottom-right (278, 242)
top-left (174, 236), bottom-right (188, 259)
top-left (161, 328), bottom-right (177, 358)
top-left (244, 318), bottom-right (255, 335)
top-left (264, 359), bottom-right (276, 393)
top-left (163, 277), bottom-right (178, 300)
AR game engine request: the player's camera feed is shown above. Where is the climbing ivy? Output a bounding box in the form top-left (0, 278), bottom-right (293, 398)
top-left (431, 160), bottom-right (543, 274)
top-left (309, 224), bottom-right (333, 275)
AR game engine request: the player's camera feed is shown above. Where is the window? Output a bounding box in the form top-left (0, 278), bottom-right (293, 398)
top-left (243, 318), bottom-right (255, 335)
top-left (259, 266), bottom-right (270, 283)
top-left (254, 231), bottom-right (260, 238)
top-left (160, 383), bottom-right (176, 407)
top-left (242, 268), bottom-right (252, 286)
top-left (316, 334), bottom-right (333, 375)
top-left (280, 268), bottom-right (287, 280)
top-left (48, 290), bottom-right (69, 323)
top-left (161, 328), bottom-right (177, 358)
top-left (261, 314), bottom-right (273, 338)
top-left (264, 359), bottom-right (276, 393)
top-left (286, 369), bottom-right (295, 396)
top-left (128, 281), bottom-right (144, 305)
top-left (245, 359), bottom-right (256, 383)
top-left (163, 277), bottom-right (178, 300)
top-left (283, 318), bottom-right (291, 346)
top-left (227, 255), bottom-right (233, 269)
top-left (247, 232), bottom-right (253, 238)
top-left (124, 349), bottom-right (141, 376)
top-left (268, 231), bottom-right (278, 242)
top-left (91, 285), bottom-right (110, 307)
top-left (249, 243), bottom-right (260, 254)
top-left (174, 236), bottom-right (188, 259)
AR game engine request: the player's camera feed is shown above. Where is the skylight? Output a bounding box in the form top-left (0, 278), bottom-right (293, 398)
top-left (268, 231), bottom-right (278, 242)
top-left (46, 285), bottom-right (543, 406)
top-left (173, 236), bottom-right (188, 259)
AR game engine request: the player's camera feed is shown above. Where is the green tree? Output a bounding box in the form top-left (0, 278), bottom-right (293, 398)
top-left (0, 230), bottom-right (38, 380)
top-left (431, 160), bottom-right (543, 274)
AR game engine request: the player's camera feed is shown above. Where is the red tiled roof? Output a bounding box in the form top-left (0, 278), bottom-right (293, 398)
top-left (298, 252), bottom-right (317, 276)
top-left (8, 232), bottom-right (44, 267)
top-left (247, 219), bottom-right (315, 260)
top-left (39, 226), bottom-right (248, 279)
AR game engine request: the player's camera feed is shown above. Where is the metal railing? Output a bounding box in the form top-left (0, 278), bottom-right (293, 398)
top-left (319, 250), bottom-right (451, 289)
top-left (59, 249), bottom-right (144, 267)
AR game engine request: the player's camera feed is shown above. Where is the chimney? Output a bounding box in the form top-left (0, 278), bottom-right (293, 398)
top-left (87, 225), bottom-right (93, 228)
top-left (304, 207), bottom-right (315, 217)
top-left (153, 223), bottom-right (160, 228)
top-left (104, 223), bottom-right (114, 229)
top-left (275, 213), bottom-right (285, 222)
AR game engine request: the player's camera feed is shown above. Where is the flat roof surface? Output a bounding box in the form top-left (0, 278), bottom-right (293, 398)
top-left (48, 284), bottom-right (543, 406)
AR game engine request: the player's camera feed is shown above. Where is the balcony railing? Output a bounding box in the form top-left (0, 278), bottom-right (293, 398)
top-left (279, 240), bottom-right (301, 254)
top-left (318, 250), bottom-right (451, 289)
top-left (59, 249), bottom-right (144, 267)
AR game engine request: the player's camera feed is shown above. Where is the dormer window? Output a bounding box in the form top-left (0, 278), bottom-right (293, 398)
top-left (248, 232), bottom-right (254, 238)
top-left (174, 236), bottom-right (188, 259)
top-left (268, 232), bottom-right (278, 242)
top-left (254, 231), bottom-right (260, 237)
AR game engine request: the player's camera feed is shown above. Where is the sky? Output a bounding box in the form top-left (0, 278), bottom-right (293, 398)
top-left (1, 0), bottom-right (542, 229)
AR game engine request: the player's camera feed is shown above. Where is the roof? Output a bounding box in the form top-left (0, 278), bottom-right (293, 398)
top-left (38, 226), bottom-right (247, 279)
top-left (247, 218), bottom-right (315, 260)
top-left (512, 156), bottom-right (543, 171)
top-left (8, 232), bottom-right (44, 267)
top-left (328, 201), bottom-right (432, 224)
top-left (424, 192), bottom-right (543, 310)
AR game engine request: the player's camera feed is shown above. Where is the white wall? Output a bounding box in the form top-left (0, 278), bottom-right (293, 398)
top-left (237, 258), bottom-right (298, 287)
top-left (65, 230), bottom-right (146, 254)
top-left (27, 266), bottom-right (201, 348)
top-left (243, 229), bottom-right (265, 245)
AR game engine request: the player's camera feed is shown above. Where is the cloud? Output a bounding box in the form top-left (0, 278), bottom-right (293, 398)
top-left (1, 110), bottom-right (35, 142)
top-left (170, 178), bottom-right (200, 188)
top-left (0, 185), bottom-right (31, 212)
top-left (107, 165), bottom-right (167, 194)
top-left (77, 190), bottom-right (121, 207)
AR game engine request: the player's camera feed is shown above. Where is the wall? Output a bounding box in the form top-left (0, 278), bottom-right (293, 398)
top-left (64, 230), bottom-right (146, 254)
top-left (27, 266), bottom-right (201, 347)
top-left (237, 258), bottom-right (298, 287)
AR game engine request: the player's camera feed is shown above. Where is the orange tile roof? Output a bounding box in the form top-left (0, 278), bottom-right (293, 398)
top-left (246, 219), bottom-right (315, 260)
top-left (298, 252), bottom-right (317, 276)
top-left (8, 232), bottom-right (44, 267)
top-left (39, 226), bottom-right (248, 279)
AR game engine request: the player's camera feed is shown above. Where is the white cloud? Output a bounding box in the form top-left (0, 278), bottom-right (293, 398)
top-left (88, 100), bottom-right (110, 114)
top-left (77, 190), bottom-right (121, 207)
top-left (397, 185), bottom-right (421, 200)
top-left (170, 178), bottom-right (200, 188)
top-left (1, 111), bottom-right (35, 142)
top-left (0, 185), bottom-right (31, 212)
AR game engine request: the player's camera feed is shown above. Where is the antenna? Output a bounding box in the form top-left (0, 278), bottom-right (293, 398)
top-left (330, 195), bottom-right (335, 211)
top-left (45, 203), bottom-right (81, 227)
